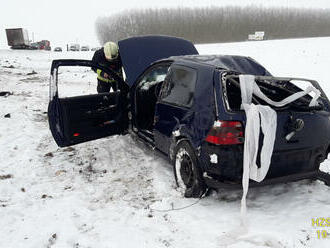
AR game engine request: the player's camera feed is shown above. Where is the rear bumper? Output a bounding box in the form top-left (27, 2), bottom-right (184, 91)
top-left (203, 170), bottom-right (330, 189)
top-left (199, 143), bottom-right (244, 182)
top-left (200, 142), bottom-right (328, 182)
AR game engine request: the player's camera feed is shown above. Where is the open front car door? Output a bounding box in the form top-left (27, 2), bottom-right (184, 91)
top-left (48, 59), bottom-right (129, 147)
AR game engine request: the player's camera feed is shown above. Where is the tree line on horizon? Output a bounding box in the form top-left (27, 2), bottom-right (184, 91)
top-left (95, 6), bottom-right (330, 44)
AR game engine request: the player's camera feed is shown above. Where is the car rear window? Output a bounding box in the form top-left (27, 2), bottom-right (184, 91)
top-left (160, 66), bottom-right (197, 107)
top-left (223, 74), bottom-right (325, 111)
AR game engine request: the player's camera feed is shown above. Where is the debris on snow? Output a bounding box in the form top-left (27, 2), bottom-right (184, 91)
top-left (27, 70), bottom-right (37, 75)
top-left (55, 170), bottom-right (67, 176)
top-left (46, 233), bottom-right (57, 248)
top-left (20, 76), bottom-right (40, 82)
top-left (0, 174), bottom-right (13, 180)
top-left (44, 152), bottom-right (54, 157)
top-left (41, 194), bottom-right (53, 199)
top-left (0, 91), bottom-right (13, 97)
top-left (63, 147), bottom-right (75, 152)
top-left (4, 113), bottom-right (11, 118)
top-left (2, 65), bottom-right (15, 68)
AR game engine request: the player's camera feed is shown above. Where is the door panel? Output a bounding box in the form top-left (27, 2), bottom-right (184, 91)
top-left (48, 59), bottom-right (128, 147)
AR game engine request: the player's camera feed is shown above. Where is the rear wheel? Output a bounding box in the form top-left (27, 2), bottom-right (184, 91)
top-left (173, 140), bottom-right (206, 198)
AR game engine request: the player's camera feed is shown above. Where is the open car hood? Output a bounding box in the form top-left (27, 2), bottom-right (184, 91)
top-left (118, 36), bottom-right (198, 87)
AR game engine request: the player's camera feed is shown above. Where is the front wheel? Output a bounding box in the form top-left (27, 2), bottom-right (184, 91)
top-left (173, 141), bottom-right (206, 198)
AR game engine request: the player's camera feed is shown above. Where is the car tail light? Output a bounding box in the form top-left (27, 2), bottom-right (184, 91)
top-left (205, 121), bottom-right (244, 145)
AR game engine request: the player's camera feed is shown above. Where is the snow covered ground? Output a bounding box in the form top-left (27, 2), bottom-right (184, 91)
top-left (1, 37), bottom-right (330, 248)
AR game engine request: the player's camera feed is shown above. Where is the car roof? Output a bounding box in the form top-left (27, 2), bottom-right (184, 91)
top-left (162, 55), bottom-right (271, 76)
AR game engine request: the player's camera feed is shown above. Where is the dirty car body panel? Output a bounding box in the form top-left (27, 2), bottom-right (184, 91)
top-left (47, 36), bottom-right (330, 191)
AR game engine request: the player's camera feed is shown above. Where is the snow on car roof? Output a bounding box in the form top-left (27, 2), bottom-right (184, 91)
top-left (167, 55), bottom-right (272, 76)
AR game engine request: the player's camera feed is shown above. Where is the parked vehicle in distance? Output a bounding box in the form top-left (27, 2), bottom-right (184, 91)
top-left (30, 43), bottom-right (39, 50)
top-left (48, 36), bottom-right (330, 198)
top-left (6, 28), bottom-right (30, 49)
top-left (54, 47), bottom-right (62, 52)
top-left (81, 46), bottom-right (90, 51)
top-left (69, 44), bottom-right (80, 51)
top-left (248, 31), bottom-right (265, 41)
top-left (6, 28), bottom-right (51, 50)
top-left (38, 40), bottom-right (51, 50)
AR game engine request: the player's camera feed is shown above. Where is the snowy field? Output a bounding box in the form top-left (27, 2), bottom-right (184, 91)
top-left (1, 37), bottom-right (330, 248)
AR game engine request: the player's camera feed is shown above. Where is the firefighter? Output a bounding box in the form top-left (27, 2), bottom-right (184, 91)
top-left (92, 41), bottom-right (123, 93)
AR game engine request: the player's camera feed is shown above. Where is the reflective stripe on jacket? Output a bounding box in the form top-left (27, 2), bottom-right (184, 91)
top-left (96, 69), bottom-right (116, 83)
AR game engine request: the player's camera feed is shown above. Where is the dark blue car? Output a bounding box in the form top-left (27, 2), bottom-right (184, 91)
top-left (48, 36), bottom-right (330, 198)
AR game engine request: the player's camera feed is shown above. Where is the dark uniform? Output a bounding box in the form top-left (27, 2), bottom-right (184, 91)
top-left (91, 48), bottom-right (123, 93)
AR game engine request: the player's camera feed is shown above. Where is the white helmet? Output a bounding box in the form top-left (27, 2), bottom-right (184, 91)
top-left (104, 41), bottom-right (119, 60)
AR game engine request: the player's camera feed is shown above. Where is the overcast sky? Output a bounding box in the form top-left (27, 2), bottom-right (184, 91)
top-left (1, 0), bottom-right (330, 49)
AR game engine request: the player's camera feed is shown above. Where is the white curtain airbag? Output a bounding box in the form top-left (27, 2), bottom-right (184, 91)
top-left (239, 74), bottom-right (321, 225)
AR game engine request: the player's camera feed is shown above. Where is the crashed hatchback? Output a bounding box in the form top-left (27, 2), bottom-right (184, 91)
top-left (48, 36), bottom-right (330, 197)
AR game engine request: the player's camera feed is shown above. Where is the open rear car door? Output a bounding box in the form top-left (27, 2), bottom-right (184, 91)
top-left (48, 59), bottom-right (128, 147)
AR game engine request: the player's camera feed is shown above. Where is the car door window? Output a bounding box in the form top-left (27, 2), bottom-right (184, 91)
top-left (57, 66), bottom-right (98, 98)
top-left (160, 66), bottom-right (197, 107)
top-left (139, 65), bottom-right (169, 91)
top-left (135, 64), bottom-right (170, 132)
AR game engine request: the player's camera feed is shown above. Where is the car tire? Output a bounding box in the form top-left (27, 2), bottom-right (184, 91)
top-left (173, 140), bottom-right (206, 198)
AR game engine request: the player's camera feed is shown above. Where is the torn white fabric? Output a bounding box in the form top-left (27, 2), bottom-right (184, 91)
top-left (239, 75), bottom-right (321, 108)
top-left (240, 103), bottom-right (277, 226)
top-left (239, 74), bottom-right (321, 227)
top-left (241, 104), bottom-right (277, 182)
